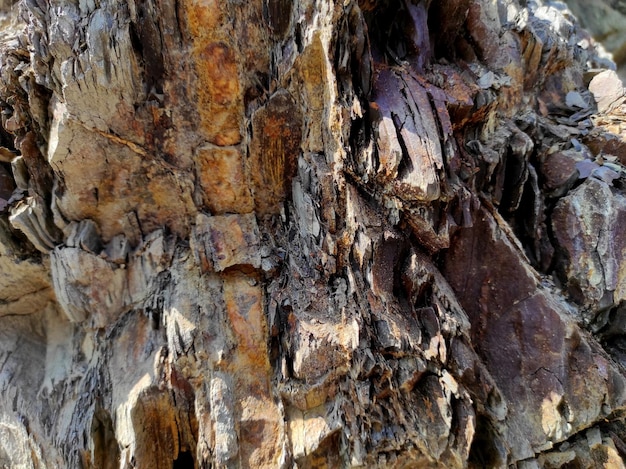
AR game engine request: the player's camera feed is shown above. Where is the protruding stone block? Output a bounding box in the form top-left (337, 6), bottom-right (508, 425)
top-left (196, 145), bottom-right (254, 214)
top-left (250, 90), bottom-right (302, 214)
top-left (192, 213), bottom-right (261, 272)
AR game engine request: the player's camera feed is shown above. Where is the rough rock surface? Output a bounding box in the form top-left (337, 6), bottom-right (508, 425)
top-left (564, 0), bottom-right (626, 74)
top-left (1, 0), bottom-right (626, 468)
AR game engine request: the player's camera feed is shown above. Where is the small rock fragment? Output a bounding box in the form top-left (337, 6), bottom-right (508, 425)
top-left (565, 91), bottom-right (588, 109)
top-left (540, 150), bottom-right (582, 196)
top-left (589, 70), bottom-right (625, 113)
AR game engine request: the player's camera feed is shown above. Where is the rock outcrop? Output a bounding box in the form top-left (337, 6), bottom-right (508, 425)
top-left (1, 0), bottom-right (626, 467)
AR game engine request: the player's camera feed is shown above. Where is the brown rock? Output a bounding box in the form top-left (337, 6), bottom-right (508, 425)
top-left (540, 149), bottom-right (583, 196)
top-left (5, 0), bottom-right (626, 467)
top-left (444, 207), bottom-right (626, 460)
top-left (192, 213), bottom-right (261, 272)
top-left (294, 33), bottom-right (330, 154)
top-left (182, 1), bottom-right (243, 146)
top-left (222, 273), bottom-right (284, 469)
top-left (250, 90), bottom-right (302, 214)
top-left (196, 145), bottom-right (254, 214)
top-left (584, 129), bottom-right (626, 165)
top-left (369, 68), bottom-right (443, 201)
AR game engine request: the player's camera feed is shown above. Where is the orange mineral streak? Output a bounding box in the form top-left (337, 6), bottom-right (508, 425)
top-left (196, 146), bottom-right (254, 214)
top-left (183, 1), bottom-right (243, 146)
top-left (222, 273), bottom-right (284, 468)
top-left (223, 274), bottom-right (267, 362)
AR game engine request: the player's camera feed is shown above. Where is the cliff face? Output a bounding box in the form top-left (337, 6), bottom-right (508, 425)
top-left (1, 0), bottom-right (626, 467)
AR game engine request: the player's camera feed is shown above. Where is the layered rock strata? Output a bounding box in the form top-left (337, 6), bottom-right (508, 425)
top-left (1, 0), bottom-right (626, 467)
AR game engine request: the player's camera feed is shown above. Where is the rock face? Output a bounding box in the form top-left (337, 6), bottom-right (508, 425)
top-left (2, 0), bottom-right (626, 467)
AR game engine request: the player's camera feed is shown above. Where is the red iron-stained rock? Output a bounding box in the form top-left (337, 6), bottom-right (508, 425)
top-left (540, 149), bottom-right (582, 197)
top-left (444, 206), bottom-right (626, 460)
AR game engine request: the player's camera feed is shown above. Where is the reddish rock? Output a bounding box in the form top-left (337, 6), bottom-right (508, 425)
top-left (584, 129), bottom-right (626, 165)
top-left (192, 213), bottom-right (261, 272)
top-left (444, 206), bottom-right (626, 460)
top-left (539, 149), bottom-right (582, 197)
top-left (196, 145), bottom-right (254, 214)
top-left (182, 1), bottom-right (243, 146)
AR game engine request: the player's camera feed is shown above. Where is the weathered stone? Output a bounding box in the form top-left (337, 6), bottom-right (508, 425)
top-left (584, 128), bottom-right (626, 165)
top-left (51, 247), bottom-right (127, 325)
top-left (0, 164), bottom-right (13, 211)
top-left (292, 179), bottom-right (322, 241)
top-left (196, 145), bottom-right (254, 214)
top-left (552, 177), bottom-right (626, 313)
top-left (266, 0), bottom-right (292, 39)
top-left (287, 404), bottom-right (342, 465)
top-left (536, 430), bottom-right (626, 469)
top-left (565, 0), bottom-right (626, 73)
top-left (540, 149), bottom-right (583, 197)
top-left (444, 207), bottom-right (626, 460)
top-left (294, 33), bottom-right (330, 155)
top-left (48, 118), bottom-right (196, 243)
top-left (4, 0), bottom-right (626, 467)
top-left (65, 219), bottom-right (101, 253)
top-left (9, 197), bottom-right (59, 253)
top-left (192, 213), bottom-right (261, 272)
top-left (0, 216), bottom-right (52, 318)
top-left (369, 68), bottom-right (443, 201)
top-left (209, 373), bottom-right (238, 464)
top-left (182, 1), bottom-right (243, 146)
top-left (51, 229), bottom-right (172, 327)
top-left (289, 313), bottom-right (359, 384)
top-left (222, 273), bottom-right (285, 468)
top-left (104, 234), bottom-right (131, 265)
top-left (589, 70), bottom-right (625, 113)
top-left (250, 90), bottom-right (302, 214)
top-left (11, 157), bottom-right (28, 193)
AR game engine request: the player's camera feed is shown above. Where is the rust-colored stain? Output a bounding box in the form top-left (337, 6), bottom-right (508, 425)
top-left (182, 1), bottom-right (243, 146)
top-left (184, 0), bottom-right (222, 37)
top-left (197, 146), bottom-right (254, 214)
top-left (223, 273), bottom-right (267, 360)
top-left (199, 43), bottom-right (239, 107)
top-left (195, 42), bottom-right (242, 146)
top-left (250, 90), bottom-right (302, 214)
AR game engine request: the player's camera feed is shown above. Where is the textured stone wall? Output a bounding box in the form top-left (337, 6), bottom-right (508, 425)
top-left (1, 0), bottom-right (626, 468)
